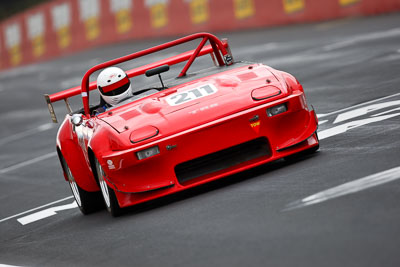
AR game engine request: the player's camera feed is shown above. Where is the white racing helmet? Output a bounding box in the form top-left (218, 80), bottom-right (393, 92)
top-left (97, 67), bottom-right (132, 106)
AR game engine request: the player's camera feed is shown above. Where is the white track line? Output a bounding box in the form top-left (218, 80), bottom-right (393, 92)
top-left (323, 27), bottom-right (400, 51)
top-left (0, 196), bottom-right (74, 223)
top-left (0, 123), bottom-right (53, 146)
top-left (18, 201), bottom-right (78, 225)
top-left (0, 151), bottom-right (57, 174)
top-left (284, 166), bottom-right (400, 211)
top-left (317, 92), bottom-right (400, 118)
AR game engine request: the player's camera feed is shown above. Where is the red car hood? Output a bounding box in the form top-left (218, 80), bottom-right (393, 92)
top-left (98, 64), bottom-right (289, 138)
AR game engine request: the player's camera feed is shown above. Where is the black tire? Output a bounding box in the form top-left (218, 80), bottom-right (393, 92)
top-left (305, 132), bottom-right (320, 154)
top-left (94, 157), bottom-right (123, 217)
top-left (61, 156), bottom-right (104, 215)
top-left (284, 133), bottom-right (320, 162)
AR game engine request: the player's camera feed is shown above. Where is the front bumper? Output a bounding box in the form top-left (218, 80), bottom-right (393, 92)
top-left (100, 91), bottom-right (318, 207)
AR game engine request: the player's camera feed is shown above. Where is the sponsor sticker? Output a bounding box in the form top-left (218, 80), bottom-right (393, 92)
top-left (145, 0), bottom-right (169, 29)
top-left (339, 0), bottom-right (360, 6)
top-left (5, 23), bottom-right (22, 65)
top-left (224, 54), bottom-right (234, 65)
top-left (27, 12), bottom-right (46, 57)
top-left (110, 0), bottom-right (133, 34)
top-left (78, 0), bottom-right (101, 40)
top-left (233, 0), bottom-right (255, 20)
top-left (282, 0), bottom-right (304, 14)
top-left (185, 0), bottom-right (209, 25)
top-left (250, 121), bottom-right (261, 133)
top-left (51, 3), bottom-right (71, 49)
top-left (107, 160), bottom-right (115, 170)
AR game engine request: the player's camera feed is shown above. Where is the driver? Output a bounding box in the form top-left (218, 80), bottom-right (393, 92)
top-left (95, 66), bottom-right (132, 113)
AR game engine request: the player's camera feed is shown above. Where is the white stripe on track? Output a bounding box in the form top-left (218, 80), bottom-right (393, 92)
top-left (284, 166), bottom-right (400, 211)
top-left (0, 123), bottom-right (54, 146)
top-left (323, 27), bottom-right (400, 51)
top-left (0, 152), bottom-right (57, 174)
top-left (317, 92), bottom-right (400, 118)
top-left (0, 196), bottom-right (74, 223)
top-left (17, 201), bottom-right (78, 225)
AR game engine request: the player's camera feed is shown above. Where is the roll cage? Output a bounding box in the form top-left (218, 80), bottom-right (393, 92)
top-left (45, 32), bottom-right (233, 122)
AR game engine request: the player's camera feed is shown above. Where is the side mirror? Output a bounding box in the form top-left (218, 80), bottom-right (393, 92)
top-left (71, 114), bottom-right (83, 126)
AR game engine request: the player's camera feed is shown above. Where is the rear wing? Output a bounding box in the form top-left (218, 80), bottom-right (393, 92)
top-left (44, 32), bottom-right (233, 123)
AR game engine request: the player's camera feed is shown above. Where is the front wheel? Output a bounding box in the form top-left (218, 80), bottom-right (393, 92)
top-left (94, 157), bottom-right (123, 217)
top-left (61, 156), bottom-right (103, 215)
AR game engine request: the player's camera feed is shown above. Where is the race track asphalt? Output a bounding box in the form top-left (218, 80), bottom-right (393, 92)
top-left (0, 12), bottom-right (399, 267)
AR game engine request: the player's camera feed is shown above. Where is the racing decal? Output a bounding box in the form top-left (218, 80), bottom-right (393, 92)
top-left (5, 23), bottom-right (22, 66)
top-left (107, 160), bottom-right (116, 170)
top-left (224, 54), bottom-right (234, 65)
top-left (110, 0), bottom-right (132, 34)
top-left (27, 12), bottom-right (45, 58)
top-left (250, 121), bottom-right (261, 133)
top-left (51, 3), bottom-right (71, 49)
top-left (78, 0), bottom-right (101, 40)
top-left (185, 0), bottom-right (209, 25)
top-left (339, 0), bottom-right (361, 6)
top-left (233, 0), bottom-right (255, 20)
top-left (189, 103), bottom-right (219, 114)
top-left (145, 0), bottom-right (169, 29)
top-left (282, 0), bottom-right (304, 14)
top-left (166, 84), bottom-right (218, 106)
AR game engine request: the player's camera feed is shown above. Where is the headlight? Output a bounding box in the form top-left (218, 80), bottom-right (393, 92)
top-left (136, 146), bottom-right (160, 160)
top-left (130, 125), bottom-right (159, 143)
top-left (251, 85), bottom-right (281, 101)
top-left (267, 103), bottom-right (287, 117)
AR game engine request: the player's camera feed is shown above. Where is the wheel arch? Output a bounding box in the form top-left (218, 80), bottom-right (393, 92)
top-left (58, 141), bottom-right (100, 192)
top-left (87, 147), bottom-right (100, 186)
top-left (56, 146), bottom-right (69, 182)
top-left (87, 147), bottom-right (115, 190)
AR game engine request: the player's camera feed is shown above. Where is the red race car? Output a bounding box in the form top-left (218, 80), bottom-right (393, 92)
top-left (45, 33), bottom-right (319, 216)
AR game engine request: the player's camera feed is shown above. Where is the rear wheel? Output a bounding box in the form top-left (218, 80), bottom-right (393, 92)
top-left (61, 156), bottom-right (104, 215)
top-left (94, 157), bottom-right (123, 217)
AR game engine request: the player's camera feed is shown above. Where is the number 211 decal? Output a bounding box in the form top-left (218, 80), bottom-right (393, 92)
top-left (166, 84), bottom-right (218, 106)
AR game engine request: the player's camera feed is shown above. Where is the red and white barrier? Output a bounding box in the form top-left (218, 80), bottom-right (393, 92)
top-left (1, 0), bottom-right (399, 71)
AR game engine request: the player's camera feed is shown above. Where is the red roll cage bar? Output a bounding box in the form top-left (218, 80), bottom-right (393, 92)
top-left (44, 32), bottom-right (233, 122)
